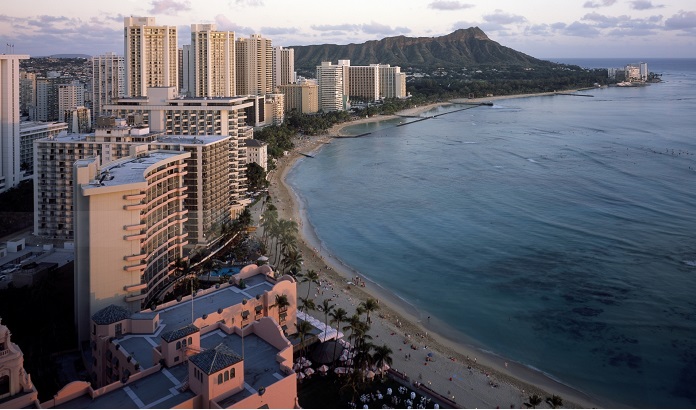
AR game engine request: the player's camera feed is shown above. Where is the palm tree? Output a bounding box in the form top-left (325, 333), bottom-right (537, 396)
top-left (203, 258), bottom-right (222, 284)
top-left (272, 294), bottom-right (291, 325)
top-left (260, 207), bottom-right (278, 249)
top-left (527, 394), bottom-right (543, 409)
top-left (281, 248), bottom-right (303, 275)
top-left (301, 269), bottom-right (320, 299)
top-left (172, 257), bottom-right (190, 279)
top-left (358, 298), bottom-right (379, 324)
top-left (372, 344), bottom-right (393, 377)
top-left (330, 307), bottom-right (348, 364)
top-left (547, 394), bottom-right (564, 409)
top-left (320, 298), bottom-right (335, 341)
top-left (295, 320), bottom-right (313, 358)
top-left (298, 296), bottom-right (316, 314)
top-left (343, 313), bottom-right (363, 349)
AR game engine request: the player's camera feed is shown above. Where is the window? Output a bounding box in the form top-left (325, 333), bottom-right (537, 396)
top-left (188, 337), bottom-right (192, 345)
top-left (176, 341), bottom-right (181, 349)
top-left (218, 374), bottom-right (223, 384)
top-left (224, 371), bottom-right (229, 381)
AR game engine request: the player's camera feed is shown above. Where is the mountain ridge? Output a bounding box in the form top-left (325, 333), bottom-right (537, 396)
top-left (290, 27), bottom-right (554, 70)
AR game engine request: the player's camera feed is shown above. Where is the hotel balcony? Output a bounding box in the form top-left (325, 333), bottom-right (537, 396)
top-left (124, 283), bottom-right (147, 292)
top-left (124, 253), bottom-right (147, 262)
top-left (124, 293), bottom-right (146, 303)
top-left (123, 263), bottom-right (147, 272)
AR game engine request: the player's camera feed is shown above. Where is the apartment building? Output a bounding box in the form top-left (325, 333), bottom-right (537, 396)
top-left (35, 77), bottom-right (62, 122)
top-left (236, 34), bottom-right (273, 96)
top-left (64, 106), bottom-right (92, 134)
top-left (73, 149), bottom-right (190, 341)
top-left (264, 92), bottom-right (285, 126)
top-left (191, 24), bottom-right (236, 97)
top-left (19, 120), bottom-right (67, 177)
top-left (278, 80), bottom-right (319, 114)
top-left (0, 54), bottom-right (30, 193)
top-left (91, 52), bottom-right (125, 124)
top-left (124, 17), bottom-right (178, 97)
top-left (19, 70), bottom-right (36, 119)
top-left (272, 46), bottom-right (295, 89)
top-left (33, 119), bottom-right (159, 240)
top-left (57, 82), bottom-right (85, 123)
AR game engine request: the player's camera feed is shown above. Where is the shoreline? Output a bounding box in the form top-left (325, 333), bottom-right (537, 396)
top-left (266, 94), bottom-right (611, 408)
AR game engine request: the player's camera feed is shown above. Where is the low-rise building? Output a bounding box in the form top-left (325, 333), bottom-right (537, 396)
top-left (41, 266), bottom-right (298, 408)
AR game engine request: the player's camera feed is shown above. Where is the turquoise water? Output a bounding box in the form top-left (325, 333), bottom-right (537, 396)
top-left (209, 266), bottom-right (242, 277)
top-left (287, 59), bottom-right (696, 408)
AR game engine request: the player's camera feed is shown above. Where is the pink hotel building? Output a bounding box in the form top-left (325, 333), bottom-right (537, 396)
top-left (0, 265), bottom-right (299, 409)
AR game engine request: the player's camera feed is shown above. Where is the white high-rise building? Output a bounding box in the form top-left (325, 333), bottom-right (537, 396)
top-left (273, 46), bottom-right (295, 89)
top-left (236, 34), bottom-right (273, 96)
top-left (191, 24), bottom-right (236, 97)
top-left (124, 17), bottom-right (178, 97)
top-left (92, 52), bottom-right (124, 123)
top-left (316, 61), bottom-right (349, 112)
top-left (0, 54), bottom-right (30, 193)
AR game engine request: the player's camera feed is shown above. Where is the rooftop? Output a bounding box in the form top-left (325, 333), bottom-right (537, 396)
top-left (118, 274), bottom-right (273, 369)
top-left (189, 343), bottom-right (242, 375)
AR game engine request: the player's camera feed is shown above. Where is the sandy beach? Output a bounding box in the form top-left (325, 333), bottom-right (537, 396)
top-left (261, 95), bottom-right (606, 409)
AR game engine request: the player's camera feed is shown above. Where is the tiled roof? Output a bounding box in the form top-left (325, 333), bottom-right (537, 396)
top-left (189, 343), bottom-right (242, 375)
top-left (161, 324), bottom-right (200, 343)
top-left (245, 139), bottom-right (266, 147)
top-left (91, 305), bottom-right (131, 325)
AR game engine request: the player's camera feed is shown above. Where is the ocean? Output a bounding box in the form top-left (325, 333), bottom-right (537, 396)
top-left (287, 58), bottom-right (696, 408)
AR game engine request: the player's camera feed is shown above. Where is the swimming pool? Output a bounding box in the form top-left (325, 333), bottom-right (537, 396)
top-left (207, 266), bottom-right (242, 277)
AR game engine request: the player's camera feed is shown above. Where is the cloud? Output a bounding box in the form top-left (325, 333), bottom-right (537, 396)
top-left (361, 22), bottom-right (410, 35)
top-left (214, 14), bottom-right (253, 33)
top-left (482, 10), bottom-right (527, 25)
top-left (309, 22), bottom-right (409, 36)
top-left (149, 0), bottom-right (191, 15)
top-left (310, 24), bottom-right (361, 32)
top-left (630, 1), bottom-right (664, 10)
top-left (664, 10), bottom-right (696, 30)
top-left (563, 21), bottom-right (602, 36)
top-left (260, 26), bottom-right (299, 36)
top-left (428, 1), bottom-right (474, 10)
top-left (583, 0), bottom-right (617, 8)
top-left (234, 0), bottom-right (264, 5)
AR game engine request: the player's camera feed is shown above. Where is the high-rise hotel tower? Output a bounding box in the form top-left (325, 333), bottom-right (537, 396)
top-left (124, 17), bottom-right (178, 97)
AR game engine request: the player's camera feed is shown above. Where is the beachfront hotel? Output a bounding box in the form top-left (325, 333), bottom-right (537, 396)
top-left (0, 266), bottom-right (299, 408)
top-left (279, 80), bottom-right (319, 114)
top-left (316, 61), bottom-right (350, 112)
top-left (103, 87), bottom-right (255, 212)
top-left (151, 135), bottom-right (233, 245)
top-left (0, 54), bottom-right (30, 194)
top-left (73, 149), bottom-right (190, 342)
top-left (124, 17), bottom-right (178, 97)
top-left (19, 120), bottom-right (67, 178)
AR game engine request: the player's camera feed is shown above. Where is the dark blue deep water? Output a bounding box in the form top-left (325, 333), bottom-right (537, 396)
top-left (287, 59), bottom-right (696, 408)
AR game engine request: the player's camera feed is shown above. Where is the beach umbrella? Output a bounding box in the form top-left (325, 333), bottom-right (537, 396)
top-left (334, 367), bottom-right (348, 374)
top-left (318, 364), bottom-right (329, 373)
top-left (304, 367), bottom-right (315, 376)
top-left (296, 372), bottom-right (305, 379)
top-left (365, 370), bottom-right (375, 379)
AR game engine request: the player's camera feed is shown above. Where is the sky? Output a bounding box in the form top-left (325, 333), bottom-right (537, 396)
top-left (1, 0), bottom-right (694, 59)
